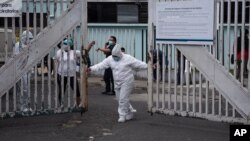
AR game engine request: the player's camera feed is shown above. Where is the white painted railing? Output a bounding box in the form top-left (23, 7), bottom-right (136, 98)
top-left (148, 0), bottom-right (250, 124)
top-left (0, 0), bottom-right (88, 118)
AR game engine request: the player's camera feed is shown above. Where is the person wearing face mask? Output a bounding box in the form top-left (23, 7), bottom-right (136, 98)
top-left (14, 30), bottom-right (33, 113)
top-left (96, 36), bottom-right (116, 95)
top-left (56, 39), bottom-right (95, 107)
top-left (88, 44), bottom-right (148, 123)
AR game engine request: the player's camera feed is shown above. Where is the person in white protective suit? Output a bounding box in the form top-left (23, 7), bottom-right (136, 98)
top-left (14, 30), bottom-right (33, 113)
top-left (88, 44), bottom-right (148, 123)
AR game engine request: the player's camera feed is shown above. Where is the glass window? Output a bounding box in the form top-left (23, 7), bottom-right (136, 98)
top-left (117, 4), bottom-right (138, 23)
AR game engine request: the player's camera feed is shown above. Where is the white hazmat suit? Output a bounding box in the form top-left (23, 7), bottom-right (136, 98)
top-left (90, 44), bottom-right (148, 122)
top-left (14, 31), bottom-right (33, 112)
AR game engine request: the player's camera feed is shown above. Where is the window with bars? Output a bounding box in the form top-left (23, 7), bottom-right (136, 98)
top-left (221, 1), bottom-right (250, 24)
top-left (88, 2), bottom-right (148, 23)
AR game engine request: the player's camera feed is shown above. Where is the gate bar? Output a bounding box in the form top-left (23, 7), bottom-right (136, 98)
top-left (234, 0), bottom-right (239, 78)
top-left (174, 47), bottom-right (177, 111)
top-left (162, 44), bottom-right (166, 109)
top-left (168, 46), bottom-right (171, 109)
top-left (12, 17), bottom-right (17, 112)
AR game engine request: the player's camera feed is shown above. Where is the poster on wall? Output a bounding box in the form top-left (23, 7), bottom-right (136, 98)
top-left (0, 0), bottom-right (22, 17)
top-left (156, 0), bottom-right (215, 45)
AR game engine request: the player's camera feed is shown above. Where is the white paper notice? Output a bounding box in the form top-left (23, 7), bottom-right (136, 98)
top-left (0, 0), bottom-right (22, 17)
top-left (156, 0), bottom-right (214, 45)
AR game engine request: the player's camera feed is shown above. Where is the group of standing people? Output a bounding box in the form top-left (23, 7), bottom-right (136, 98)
top-left (14, 30), bottom-right (95, 113)
top-left (15, 32), bottom-right (143, 124)
top-left (14, 29), bottom-right (249, 123)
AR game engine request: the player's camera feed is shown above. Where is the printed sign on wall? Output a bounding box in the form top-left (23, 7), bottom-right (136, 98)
top-left (156, 0), bottom-right (215, 45)
top-left (0, 0), bottom-right (22, 17)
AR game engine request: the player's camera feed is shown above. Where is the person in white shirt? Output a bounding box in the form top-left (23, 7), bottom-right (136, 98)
top-left (56, 39), bottom-right (81, 107)
top-left (56, 39), bottom-right (95, 107)
top-left (88, 44), bottom-right (148, 123)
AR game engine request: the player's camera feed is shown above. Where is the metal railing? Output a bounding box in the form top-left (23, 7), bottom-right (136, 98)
top-left (0, 0), bottom-right (88, 118)
top-left (148, 0), bottom-right (250, 124)
top-left (150, 43), bottom-right (250, 123)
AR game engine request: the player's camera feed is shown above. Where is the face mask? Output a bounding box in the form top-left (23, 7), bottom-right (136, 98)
top-left (108, 40), bottom-right (114, 45)
top-left (22, 41), bottom-right (28, 45)
top-left (113, 56), bottom-right (120, 62)
top-left (21, 37), bottom-right (27, 45)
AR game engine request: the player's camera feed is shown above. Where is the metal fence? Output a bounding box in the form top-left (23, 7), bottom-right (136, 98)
top-left (148, 0), bottom-right (250, 124)
top-left (0, 0), bottom-right (148, 119)
top-left (0, 0), bottom-right (88, 118)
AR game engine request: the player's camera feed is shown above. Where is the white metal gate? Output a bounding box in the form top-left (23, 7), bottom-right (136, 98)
top-left (148, 0), bottom-right (250, 124)
top-left (0, 0), bottom-right (88, 118)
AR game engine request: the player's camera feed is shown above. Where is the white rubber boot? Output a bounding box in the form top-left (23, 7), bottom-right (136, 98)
top-left (118, 116), bottom-right (126, 123)
top-left (129, 105), bottom-right (137, 113)
top-left (125, 112), bottom-right (134, 121)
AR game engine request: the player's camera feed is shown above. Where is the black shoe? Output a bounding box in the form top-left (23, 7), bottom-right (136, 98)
top-left (104, 91), bottom-right (115, 95)
top-left (102, 91), bottom-right (109, 94)
top-left (109, 91), bottom-right (115, 95)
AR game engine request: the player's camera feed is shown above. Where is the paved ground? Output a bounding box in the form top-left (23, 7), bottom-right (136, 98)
top-left (0, 77), bottom-right (230, 141)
